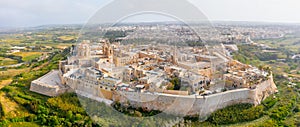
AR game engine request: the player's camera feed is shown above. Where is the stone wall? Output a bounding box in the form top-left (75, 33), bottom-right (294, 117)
top-left (249, 74), bottom-right (277, 105)
top-left (64, 73), bottom-right (277, 118)
top-left (30, 70), bottom-right (70, 97)
top-left (112, 75), bottom-right (277, 118)
top-left (30, 82), bottom-right (68, 97)
top-left (112, 88), bottom-right (252, 117)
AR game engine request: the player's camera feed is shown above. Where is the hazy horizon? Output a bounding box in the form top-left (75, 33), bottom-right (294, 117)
top-left (1, 0), bottom-right (300, 27)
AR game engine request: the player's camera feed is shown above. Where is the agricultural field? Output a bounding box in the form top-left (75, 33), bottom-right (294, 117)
top-left (0, 27), bottom-right (81, 126)
top-left (12, 52), bottom-right (43, 62)
top-left (0, 68), bottom-right (30, 79)
top-left (0, 78), bottom-right (12, 89)
top-left (0, 57), bottom-right (18, 66)
top-left (0, 38), bottom-right (23, 45)
top-left (256, 37), bottom-right (300, 53)
top-left (0, 92), bottom-right (30, 119)
top-left (0, 29), bottom-right (78, 126)
top-left (57, 35), bottom-right (77, 41)
top-left (233, 43), bottom-right (300, 78)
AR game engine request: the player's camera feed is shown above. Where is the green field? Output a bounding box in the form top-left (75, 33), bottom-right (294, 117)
top-left (58, 35), bottom-right (77, 41)
top-left (0, 57), bottom-right (18, 66)
top-left (256, 37), bottom-right (300, 52)
top-left (13, 52), bottom-right (43, 62)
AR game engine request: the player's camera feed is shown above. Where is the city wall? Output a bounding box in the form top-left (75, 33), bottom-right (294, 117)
top-left (112, 75), bottom-right (277, 117)
top-left (64, 74), bottom-right (277, 118)
top-left (30, 82), bottom-right (68, 97)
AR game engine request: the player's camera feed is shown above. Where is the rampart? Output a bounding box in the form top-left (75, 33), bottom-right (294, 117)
top-left (30, 70), bottom-right (69, 96)
top-left (111, 75), bottom-right (277, 117)
top-left (63, 73), bottom-right (277, 118)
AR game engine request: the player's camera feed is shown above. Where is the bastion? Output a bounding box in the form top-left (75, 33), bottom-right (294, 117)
top-left (30, 70), bottom-right (70, 96)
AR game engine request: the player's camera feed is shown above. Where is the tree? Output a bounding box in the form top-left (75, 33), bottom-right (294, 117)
top-left (170, 77), bottom-right (181, 90)
top-left (50, 116), bottom-right (60, 125)
top-left (75, 113), bottom-right (82, 121)
top-left (66, 110), bottom-right (73, 121)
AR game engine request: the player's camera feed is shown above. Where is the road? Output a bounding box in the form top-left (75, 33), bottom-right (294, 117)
top-left (0, 62), bottom-right (25, 69)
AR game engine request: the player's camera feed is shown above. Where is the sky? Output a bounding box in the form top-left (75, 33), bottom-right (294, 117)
top-left (1, 0), bottom-right (300, 27)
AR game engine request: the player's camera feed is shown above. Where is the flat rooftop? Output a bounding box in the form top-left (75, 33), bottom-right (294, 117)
top-left (33, 70), bottom-right (63, 87)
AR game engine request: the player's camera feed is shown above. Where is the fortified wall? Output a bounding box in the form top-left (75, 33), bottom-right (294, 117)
top-left (30, 70), bottom-right (70, 97)
top-left (112, 74), bottom-right (277, 117)
top-left (62, 70), bottom-right (277, 118)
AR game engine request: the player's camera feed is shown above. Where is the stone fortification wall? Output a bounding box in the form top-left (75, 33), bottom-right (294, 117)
top-left (112, 88), bottom-right (252, 117)
top-left (249, 75), bottom-right (277, 105)
top-left (112, 75), bottom-right (277, 117)
top-left (30, 70), bottom-right (70, 97)
top-left (30, 82), bottom-right (68, 96)
top-left (64, 73), bottom-right (277, 118)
